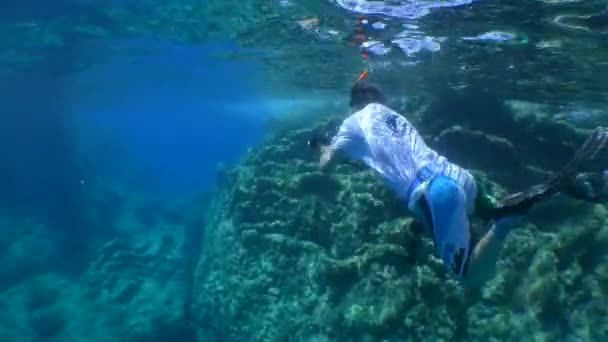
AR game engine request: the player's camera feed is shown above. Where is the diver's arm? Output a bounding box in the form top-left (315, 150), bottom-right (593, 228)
top-left (320, 145), bottom-right (346, 171)
top-left (316, 115), bottom-right (363, 171)
top-left (463, 216), bottom-right (523, 287)
top-left (308, 118), bottom-right (348, 171)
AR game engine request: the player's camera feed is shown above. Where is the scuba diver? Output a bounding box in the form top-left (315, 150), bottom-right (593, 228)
top-left (308, 74), bottom-right (608, 287)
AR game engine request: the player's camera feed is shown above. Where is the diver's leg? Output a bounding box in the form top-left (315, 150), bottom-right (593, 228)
top-left (465, 171), bottom-right (608, 287)
top-left (487, 127), bottom-right (608, 220)
top-left (462, 216), bottom-right (523, 287)
top-left (463, 128), bottom-right (608, 286)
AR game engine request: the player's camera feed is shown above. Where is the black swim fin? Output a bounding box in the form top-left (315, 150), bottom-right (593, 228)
top-left (489, 127), bottom-right (608, 219)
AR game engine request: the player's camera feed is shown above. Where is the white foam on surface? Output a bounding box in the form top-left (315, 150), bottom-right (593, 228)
top-left (332, 0), bottom-right (477, 19)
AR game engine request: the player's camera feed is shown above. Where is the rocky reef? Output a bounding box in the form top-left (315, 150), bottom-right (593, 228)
top-left (0, 193), bottom-right (202, 342)
top-left (193, 93), bottom-right (608, 341)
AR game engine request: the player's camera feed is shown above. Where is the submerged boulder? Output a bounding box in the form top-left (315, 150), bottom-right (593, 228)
top-left (75, 225), bottom-right (195, 342)
top-left (0, 199), bottom-right (199, 342)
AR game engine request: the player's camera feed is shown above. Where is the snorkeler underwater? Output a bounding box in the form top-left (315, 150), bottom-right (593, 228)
top-left (1, 0), bottom-right (608, 341)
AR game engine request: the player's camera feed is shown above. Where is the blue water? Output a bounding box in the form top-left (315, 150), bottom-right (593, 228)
top-left (0, 37), bottom-right (267, 279)
top-left (71, 39), bottom-right (266, 197)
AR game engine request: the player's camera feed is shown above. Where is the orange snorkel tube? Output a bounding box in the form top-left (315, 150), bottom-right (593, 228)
top-left (357, 70), bottom-right (369, 83)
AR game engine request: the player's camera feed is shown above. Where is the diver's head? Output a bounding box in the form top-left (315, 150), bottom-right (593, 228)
top-left (410, 174), bottom-right (471, 277)
top-left (349, 79), bottom-right (386, 112)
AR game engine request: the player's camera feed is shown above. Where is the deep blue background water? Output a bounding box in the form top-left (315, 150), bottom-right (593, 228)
top-left (71, 39), bottom-right (266, 197)
top-left (0, 38), bottom-right (269, 265)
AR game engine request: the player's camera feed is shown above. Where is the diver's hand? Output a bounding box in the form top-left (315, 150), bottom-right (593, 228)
top-left (319, 146), bottom-right (334, 171)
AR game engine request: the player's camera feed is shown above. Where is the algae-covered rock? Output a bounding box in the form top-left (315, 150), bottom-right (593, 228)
top-left (0, 206), bottom-right (197, 342)
top-left (74, 224), bottom-right (194, 341)
top-left (0, 219), bottom-right (58, 291)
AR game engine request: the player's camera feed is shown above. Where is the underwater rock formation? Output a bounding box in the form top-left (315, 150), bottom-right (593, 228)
top-left (0, 219), bottom-right (58, 292)
top-left (193, 99), bottom-right (608, 341)
top-left (75, 226), bottom-right (194, 342)
top-left (0, 199), bottom-right (198, 342)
